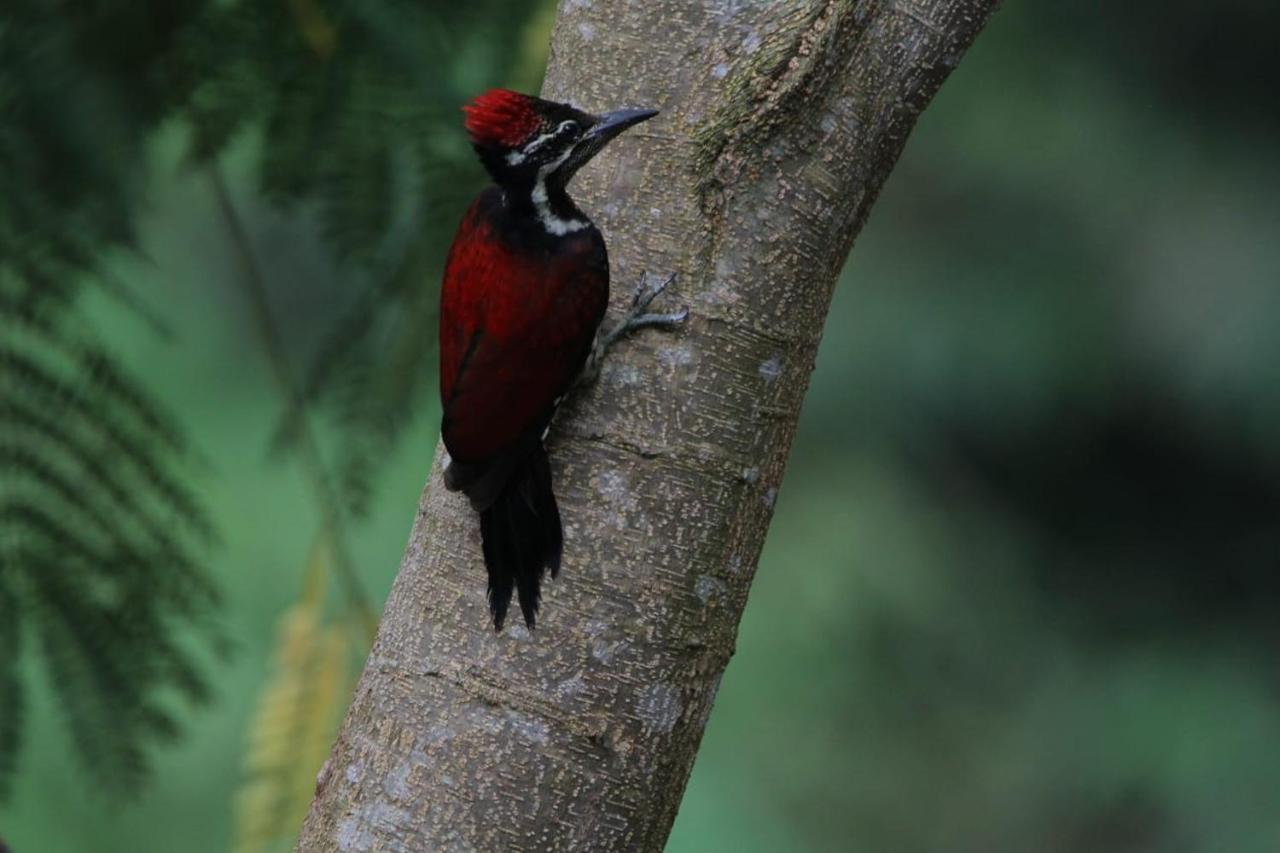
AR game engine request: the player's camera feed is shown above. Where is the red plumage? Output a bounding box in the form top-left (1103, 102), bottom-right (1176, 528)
top-left (439, 185), bottom-right (608, 630)
top-left (462, 89), bottom-right (543, 148)
top-left (439, 188), bottom-right (608, 463)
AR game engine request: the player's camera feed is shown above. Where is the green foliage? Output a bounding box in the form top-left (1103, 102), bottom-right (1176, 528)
top-left (0, 1), bottom-right (223, 798)
top-left (1, 0), bottom-right (544, 804)
top-left (179, 0), bottom-right (542, 516)
top-left (0, 296), bottom-right (223, 795)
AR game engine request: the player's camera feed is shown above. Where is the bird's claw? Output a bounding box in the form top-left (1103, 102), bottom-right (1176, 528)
top-left (631, 271), bottom-right (678, 312)
top-left (580, 271), bottom-right (688, 385)
top-left (620, 271), bottom-right (685, 334)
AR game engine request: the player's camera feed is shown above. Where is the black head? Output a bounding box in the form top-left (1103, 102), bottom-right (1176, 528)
top-left (464, 89), bottom-right (657, 191)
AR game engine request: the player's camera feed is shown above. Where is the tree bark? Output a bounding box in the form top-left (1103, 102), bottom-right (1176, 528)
top-left (298, 0), bottom-right (998, 849)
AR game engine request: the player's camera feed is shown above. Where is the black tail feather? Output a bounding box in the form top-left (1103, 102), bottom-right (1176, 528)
top-left (479, 507), bottom-right (513, 631)
top-left (479, 444), bottom-right (563, 630)
top-left (527, 443), bottom-right (563, 579)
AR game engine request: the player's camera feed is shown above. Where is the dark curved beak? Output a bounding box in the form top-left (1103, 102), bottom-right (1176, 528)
top-left (588, 107), bottom-right (659, 145)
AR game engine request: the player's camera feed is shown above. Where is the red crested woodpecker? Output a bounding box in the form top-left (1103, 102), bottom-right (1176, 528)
top-left (439, 89), bottom-right (684, 631)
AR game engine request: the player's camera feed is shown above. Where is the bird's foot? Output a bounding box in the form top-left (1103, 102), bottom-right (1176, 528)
top-left (611, 271), bottom-right (689, 343)
top-left (582, 272), bottom-right (687, 383)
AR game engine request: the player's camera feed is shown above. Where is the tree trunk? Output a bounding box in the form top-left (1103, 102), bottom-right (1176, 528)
top-left (298, 0), bottom-right (998, 849)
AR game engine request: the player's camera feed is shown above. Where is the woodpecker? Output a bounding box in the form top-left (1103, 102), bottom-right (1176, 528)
top-left (440, 89), bottom-right (684, 631)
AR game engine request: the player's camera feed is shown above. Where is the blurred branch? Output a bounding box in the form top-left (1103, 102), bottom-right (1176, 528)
top-left (210, 164), bottom-right (377, 641)
top-left (234, 530), bottom-right (354, 853)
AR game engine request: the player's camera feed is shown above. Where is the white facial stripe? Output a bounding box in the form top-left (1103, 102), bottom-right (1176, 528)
top-left (532, 150), bottom-right (587, 236)
top-left (505, 129), bottom-right (556, 165)
top-left (504, 121), bottom-right (579, 166)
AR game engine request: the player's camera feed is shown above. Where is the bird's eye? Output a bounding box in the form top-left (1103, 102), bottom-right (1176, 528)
top-left (558, 120), bottom-right (580, 137)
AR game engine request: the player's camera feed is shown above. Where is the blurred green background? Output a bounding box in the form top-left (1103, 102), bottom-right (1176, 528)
top-left (4, 1), bottom-right (1280, 851)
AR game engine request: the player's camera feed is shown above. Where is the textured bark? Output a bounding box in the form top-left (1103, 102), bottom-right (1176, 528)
top-left (299, 0), bottom-right (998, 849)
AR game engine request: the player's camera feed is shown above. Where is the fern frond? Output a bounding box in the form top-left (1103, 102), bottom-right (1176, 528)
top-left (0, 338), bottom-right (215, 543)
top-left (0, 27), bottom-right (214, 790)
top-left (0, 301), bottom-right (220, 797)
top-left (24, 549), bottom-right (208, 795)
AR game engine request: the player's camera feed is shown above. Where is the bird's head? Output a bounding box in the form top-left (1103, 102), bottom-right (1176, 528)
top-left (463, 89), bottom-right (657, 191)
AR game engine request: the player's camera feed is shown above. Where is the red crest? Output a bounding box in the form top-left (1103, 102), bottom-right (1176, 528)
top-left (463, 89), bottom-right (542, 148)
